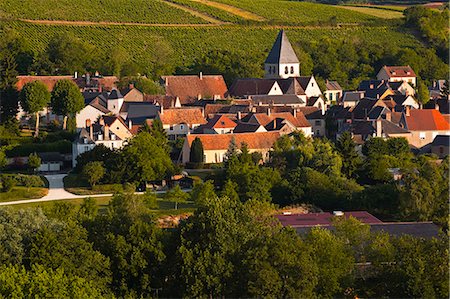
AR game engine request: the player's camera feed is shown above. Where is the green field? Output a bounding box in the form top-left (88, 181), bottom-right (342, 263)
top-left (338, 5), bottom-right (404, 19)
top-left (0, 187), bottom-right (48, 202)
top-left (0, 0), bottom-right (208, 24)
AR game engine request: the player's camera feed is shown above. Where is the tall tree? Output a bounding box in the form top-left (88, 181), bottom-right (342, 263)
top-left (164, 185), bottom-right (189, 210)
top-left (19, 81), bottom-right (51, 137)
top-left (189, 137), bottom-right (204, 164)
top-left (82, 161), bottom-right (105, 187)
top-left (0, 52), bottom-right (19, 132)
top-left (336, 131), bottom-right (361, 178)
top-left (28, 152), bottom-right (41, 173)
top-left (416, 80), bottom-right (430, 105)
top-left (50, 79), bottom-right (84, 130)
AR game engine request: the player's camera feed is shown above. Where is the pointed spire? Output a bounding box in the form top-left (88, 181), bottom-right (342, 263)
top-left (265, 30), bottom-right (299, 64)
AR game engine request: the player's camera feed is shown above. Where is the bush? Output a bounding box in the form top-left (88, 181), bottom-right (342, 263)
top-left (1, 177), bottom-right (16, 192)
top-left (0, 174), bottom-right (45, 188)
top-left (6, 140), bottom-right (71, 157)
top-left (92, 184), bottom-right (123, 193)
top-left (185, 162), bottom-right (204, 169)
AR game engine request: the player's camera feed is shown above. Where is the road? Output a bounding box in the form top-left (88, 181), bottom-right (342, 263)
top-left (0, 174), bottom-right (191, 206)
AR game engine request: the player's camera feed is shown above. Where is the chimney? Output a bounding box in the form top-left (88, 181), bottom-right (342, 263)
top-left (104, 124), bottom-right (110, 141)
top-left (165, 77), bottom-right (169, 86)
top-left (74, 71), bottom-right (78, 79)
top-left (99, 117), bottom-right (105, 126)
top-left (98, 84), bottom-right (102, 93)
top-left (129, 83), bottom-right (134, 89)
top-left (435, 103), bottom-right (439, 110)
top-left (86, 119), bottom-right (91, 128)
top-left (128, 119), bottom-right (132, 129)
top-left (86, 73), bottom-right (91, 85)
top-left (95, 71), bottom-right (99, 77)
top-left (376, 119), bottom-right (382, 137)
top-left (199, 72), bottom-right (203, 80)
top-left (267, 108), bottom-right (271, 117)
top-left (89, 124), bottom-right (93, 140)
top-left (237, 111), bottom-right (242, 120)
top-left (293, 109), bottom-right (297, 118)
top-left (160, 105), bottom-right (164, 115)
top-left (405, 106), bottom-right (410, 116)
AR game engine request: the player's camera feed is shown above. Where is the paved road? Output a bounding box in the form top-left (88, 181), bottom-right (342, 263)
top-left (0, 174), bottom-right (191, 206)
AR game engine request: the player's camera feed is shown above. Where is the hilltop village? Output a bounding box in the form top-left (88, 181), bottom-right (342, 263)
top-left (0, 28), bottom-right (448, 298)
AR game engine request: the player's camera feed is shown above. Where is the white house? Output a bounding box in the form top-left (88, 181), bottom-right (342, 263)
top-left (157, 107), bottom-right (207, 140)
top-left (377, 66), bottom-right (417, 87)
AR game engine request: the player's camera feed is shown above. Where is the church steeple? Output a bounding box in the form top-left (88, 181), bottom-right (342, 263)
top-left (264, 30), bottom-right (300, 79)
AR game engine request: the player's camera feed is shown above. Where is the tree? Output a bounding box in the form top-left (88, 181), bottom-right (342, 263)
top-left (28, 152), bottom-right (41, 172)
top-left (189, 137), bottom-right (204, 164)
top-left (191, 180), bottom-right (217, 206)
top-left (50, 79), bottom-right (84, 130)
top-left (164, 185), bottom-right (189, 210)
top-left (0, 150), bottom-right (6, 169)
top-left (362, 137), bottom-right (387, 157)
top-left (416, 80), bottom-right (430, 105)
top-left (19, 81), bottom-right (51, 137)
top-left (82, 161), bottom-right (105, 187)
top-left (0, 51), bottom-right (19, 132)
top-left (149, 119), bottom-right (169, 152)
top-left (336, 131), bottom-right (361, 178)
top-left (122, 131), bottom-right (174, 184)
top-left (78, 197), bottom-right (98, 221)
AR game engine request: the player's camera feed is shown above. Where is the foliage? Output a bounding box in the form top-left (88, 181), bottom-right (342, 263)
top-left (82, 161), bottom-right (105, 187)
top-left (1, 176), bottom-right (15, 192)
top-left (336, 131), bottom-right (361, 178)
top-left (18, 80), bottom-right (50, 137)
top-left (164, 185), bottom-right (189, 210)
top-left (50, 79), bottom-right (84, 129)
top-left (417, 79), bottom-right (430, 104)
top-left (27, 152), bottom-right (41, 171)
top-left (6, 139), bottom-right (72, 157)
top-left (189, 137), bottom-right (204, 164)
top-left (118, 76), bottom-right (164, 95)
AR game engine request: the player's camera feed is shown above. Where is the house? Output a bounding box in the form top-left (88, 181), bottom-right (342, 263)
top-left (182, 132), bottom-right (281, 164)
top-left (119, 102), bottom-right (160, 126)
top-left (194, 115), bottom-right (237, 134)
top-left (156, 107), bottom-right (207, 139)
top-left (76, 92), bottom-right (110, 129)
top-left (264, 30), bottom-right (300, 79)
top-left (72, 119), bottom-right (128, 166)
top-left (358, 80), bottom-right (415, 100)
top-left (382, 94), bottom-right (419, 112)
top-left (430, 135), bottom-right (450, 158)
top-left (376, 66), bottom-right (417, 87)
top-left (299, 107), bottom-right (326, 137)
top-left (429, 80), bottom-right (449, 100)
top-left (398, 108), bottom-right (450, 148)
top-left (99, 115), bottom-right (133, 141)
top-left (275, 211), bottom-right (440, 239)
top-left (324, 80), bottom-right (343, 104)
top-left (250, 94), bottom-right (306, 108)
top-left (36, 152), bottom-right (65, 172)
top-left (144, 95), bottom-right (181, 109)
top-left (342, 91), bottom-right (364, 108)
top-left (120, 84), bottom-right (144, 102)
top-left (161, 73), bottom-right (228, 104)
top-left (233, 122), bottom-right (267, 133)
top-left (423, 98), bottom-right (450, 115)
top-left (240, 110), bottom-right (312, 137)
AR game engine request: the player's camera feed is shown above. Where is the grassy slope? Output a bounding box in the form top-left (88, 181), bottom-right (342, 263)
top-left (337, 6), bottom-right (404, 19)
top-left (0, 187), bottom-right (48, 202)
top-left (0, 0), bottom-right (208, 24)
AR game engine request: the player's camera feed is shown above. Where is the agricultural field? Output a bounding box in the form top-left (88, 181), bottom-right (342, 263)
top-left (6, 21), bottom-right (421, 69)
top-left (168, 0), bottom-right (247, 23)
top-left (0, 0), bottom-right (209, 24)
top-left (210, 0), bottom-right (382, 24)
top-left (338, 5), bottom-right (404, 19)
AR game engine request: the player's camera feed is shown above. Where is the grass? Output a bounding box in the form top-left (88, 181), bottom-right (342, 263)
top-left (0, 187), bottom-right (48, 202)
top-left (337, 5), bottom-right (404, 19)
top-left (0, 0), bottom-right (208, 24)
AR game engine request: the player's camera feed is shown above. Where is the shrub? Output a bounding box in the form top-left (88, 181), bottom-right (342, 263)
top-left (0, 174), bottom-right (45, 188)
top-left (1, 176), bottom-right (16, 192)
top-left (6, 140), bottom-right (71, 157)
top-left (92, 184), bottom-right (123, 193)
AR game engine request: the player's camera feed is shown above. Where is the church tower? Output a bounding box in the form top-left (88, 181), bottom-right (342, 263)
top-left (264, 30), bottom-right (300, 79)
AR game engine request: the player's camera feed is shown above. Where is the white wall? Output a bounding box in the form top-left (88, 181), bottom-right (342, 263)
top-left (76, 105), bottom-right (105, 129)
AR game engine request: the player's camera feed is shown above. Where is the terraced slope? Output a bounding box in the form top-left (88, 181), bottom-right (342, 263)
top-left (0, 0), bottom-right (210, 24)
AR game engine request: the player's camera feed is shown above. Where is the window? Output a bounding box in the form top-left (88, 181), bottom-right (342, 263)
top-left (169, 125), bottom-right (173, 131)
top-left (221, 129), bottom-right (224, 134)
top-left (439, 147), bottom-right (444, 154)
top-left (290, 66), bottom-right (294, 74)
top-left (311, 82), bottom-right (314, 87)
top-left (315, 120), bottom-right (321, 126)
top-left (180, 124), bottom-right (184, 130)
top-left (316, 130), bottom-right (320, 136)
top-left (84, 146), bottom-right (89, 151)
top-left (285, 66), bottom-right (288, 74)
top-left (419, 132), bottom-right (426, 140)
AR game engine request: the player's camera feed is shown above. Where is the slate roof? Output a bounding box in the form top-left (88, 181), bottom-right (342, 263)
top-left (357, 80), bottom-right (391, 99)
top-left (233, 123), bottom-right (265, 133)
top-left (403, 110), bottom-right (450, 131)
top-left (242, 112), bottom-right (310, 128)
top-left (121, 102), bottom-right (160, 124)
top-left (381, 119), bottom-right (410, 134)
top-left (251, 94), bottom-right (305, 106)
top-left (381, 65), bottom-right (416, 78)
top-left (351, 98), bottom-right (384, 119)
top-left (423, 99), bottom-right (450, 114)
top-left (186, 132), bottom-right (280, 151)
top-left (108, 89), bottom-right (123, 99)
top-left (228, 79), bottom-right (277, 97)
top-left (298, 107), bottom-right (323, 119)
top-left (265, 30), bottom-right (299, 64)
top-left (342, 91), bottom-right (364, 102)
top-left (161, 75), bottom-right (227, 104)
top-left (158, 108), bottom-right (207, 125)
top-left (431, 135), bottom-right (450, 147)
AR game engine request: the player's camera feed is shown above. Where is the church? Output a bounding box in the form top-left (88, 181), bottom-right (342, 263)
top-left (228, 30), bottom-right (325, 113)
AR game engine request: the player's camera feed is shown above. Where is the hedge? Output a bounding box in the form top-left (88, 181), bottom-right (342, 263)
top-left (0, 174), bottom-right (46, 188)
top-left (6, 140), bottom-right (71, 157)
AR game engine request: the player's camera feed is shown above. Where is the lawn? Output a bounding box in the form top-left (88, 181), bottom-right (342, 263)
top-left (0, 187), bottom-right (48, 202)
top-left (63, 173), bottom-right (124, 195)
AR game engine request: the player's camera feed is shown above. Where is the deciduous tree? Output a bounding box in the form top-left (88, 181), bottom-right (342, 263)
top-left (19, 81), bottom-right (50, 137)
top-left (50, 79), bottom-right (84, 130)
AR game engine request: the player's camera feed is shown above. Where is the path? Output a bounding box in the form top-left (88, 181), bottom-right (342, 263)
top-left (0, 174), bottom-right (192, 206)
top-left (161, 0), bottom-right (226, 24)
top-left (186, 0), bottom-right (265, 21)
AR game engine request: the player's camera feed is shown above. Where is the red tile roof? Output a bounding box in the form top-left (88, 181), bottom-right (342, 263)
top-left (405, 109), bottom-right (450, 131)
top-left (275, 211), bottom-right (382, 227)
top-left (162, 75), bottom-right (227, 104)
top-left (249, 112), bottom-right (310, 128)
top-left (204, 115), bottom-right (237, 129)
top-left (159, 108), bottom-right (206, 125)
top-left (186, 132), bottom-right (280, 151)
top-left (16, 75), bottom-right (73, 91)
top-left (382, 66), bottom-right (416, 78)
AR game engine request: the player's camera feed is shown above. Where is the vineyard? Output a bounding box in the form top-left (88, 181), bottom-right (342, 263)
top-left (0, 0), bottom-right (208, 24)
top-left (167, 0), bottom-right (247, 23)
top-left (337, 5), bottom-right (404, 19)
top-left (6, 20), bottom-right (422, 69)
